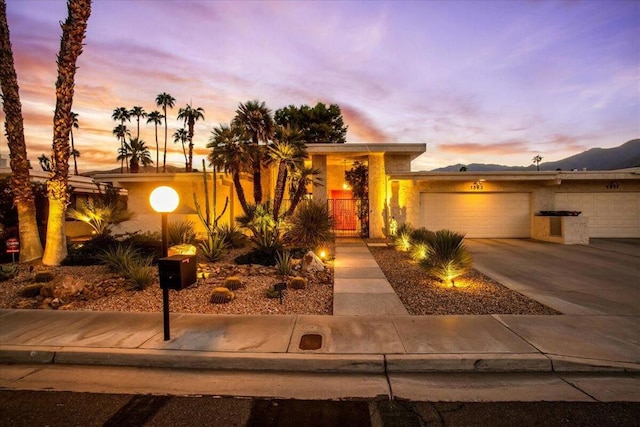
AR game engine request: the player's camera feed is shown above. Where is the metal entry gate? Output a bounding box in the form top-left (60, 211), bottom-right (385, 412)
top-left (328, 199), bottom-right (369, 237)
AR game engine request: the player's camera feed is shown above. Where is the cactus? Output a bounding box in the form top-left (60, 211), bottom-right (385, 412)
top-left (210, 287), bottom-right (234, 304)
top-left (193, 159), bottom-right (229, 247)
top-left (288, 276), bottom-right (307, 290)
top-left (34, 271), bottom-right (55, 283)
top-left (223, 276), bottom-right (243, 290)
top-left (0, 264), bottom-right (18, 282)
top-left (19, 283), bottom-right (43, 298)
top-left (265, 285), bottom-right (281, 299)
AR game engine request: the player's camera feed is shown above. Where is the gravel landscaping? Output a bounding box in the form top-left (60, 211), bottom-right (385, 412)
top-left (0, 241), bottom-right (558, 316)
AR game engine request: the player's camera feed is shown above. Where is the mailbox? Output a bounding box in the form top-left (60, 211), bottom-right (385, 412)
top-left (158, 254), bottom-right (197, 290)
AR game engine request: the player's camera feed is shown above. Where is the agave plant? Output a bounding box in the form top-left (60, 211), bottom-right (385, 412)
top-left (393, 222), bottom-right (413, 252)
top-left (199, 233), bottom-right (228, 262)
top-left (420, 229), bottom-right (473, 287)
top-left (284, 199), bottom-right (333, 250)
top-left (275, 250), bottom-right (293, 276)
top-left (409, 227), bottom-right (436, 261)
top-left (168, 219), bottom-right (196, 246)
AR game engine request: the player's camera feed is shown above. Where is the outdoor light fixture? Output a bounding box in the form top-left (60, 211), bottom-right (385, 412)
top-left (319, 249), bottom-right (327, 260)
top-left (150, 185), bottom-right (179, 341)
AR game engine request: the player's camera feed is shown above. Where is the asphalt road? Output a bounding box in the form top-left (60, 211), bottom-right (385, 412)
top-left (2, 390), bottom-right (640, 427)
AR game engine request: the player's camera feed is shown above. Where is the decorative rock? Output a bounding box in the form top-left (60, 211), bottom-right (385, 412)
top-left (302, 251), bottom-right (325, 273)
top-left (168, 244), bottom-right (197, 256)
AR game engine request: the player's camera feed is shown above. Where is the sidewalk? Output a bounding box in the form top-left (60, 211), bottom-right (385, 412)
top-left (1, 239), bottom-right (639, 376)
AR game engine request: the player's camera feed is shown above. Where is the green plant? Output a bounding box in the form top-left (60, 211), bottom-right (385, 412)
top-left (63, 233), bottom-right (120, 266)
top-left (0, 264), bottom-right (18, 282)
top-left (265, 285), bottom-right (282, 299)
top-left (420, 229), bottom-right (473, 287)
top-left (409, 228), bottom-right (435, 261)
top-left (98, 244), bottom-right (139, 273)
top-left (223, 276), bottom-right (243, 290)
top-left (67, 195), bottom-right (134, 236)
top-left (123, 257), bottom-right (155, 290)
top-left (168, 219), bottom-right (196, 245)
top-left (410, 242), bottom-right (429, 262)
top-left (199, 234), bottom-right (228, 262)
top-left (211, 287), bottom-right (234, 304)
top-left (216, 223), bottom-right (247, 248)
top-left (34, 271), bottom-right (55, 283)
top-left (288, 276), bottom-right (307, 290)
top-left (284, 199), bottom-right (333, 249)
top-left (393, 222), bottom-right (413, 252)
top-left (275, 250), bottom-right (293, 276)
top-left (121, 231), bottom-right (163, 261)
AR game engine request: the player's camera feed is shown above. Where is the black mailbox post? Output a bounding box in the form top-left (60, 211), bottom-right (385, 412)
top-left (159, 255), bottom-right (197, 290)
top-left (158, 254), bottom-right (196, 340)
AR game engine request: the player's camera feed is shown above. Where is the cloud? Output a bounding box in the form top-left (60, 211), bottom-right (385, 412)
top-left (339, 104), bottom-right (390, 143)
top-left (439, 139), bottom-right (531, 155)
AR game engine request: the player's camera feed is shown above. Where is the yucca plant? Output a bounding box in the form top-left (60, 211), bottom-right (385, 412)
top-left (409, 227), bottom-right (435, 261)
top-left (420, 229), bottom-right (473, 287)
top-left (393, 222), bottom-right (413, 252)
top-left (284, 199), bottom-right (333, 250)
top-left (98, 244), bottom-right (139, 273)
top-left (168, 219), bottom-right (196, 246)
top-left (123, 256), bottom-right (156, 290)
top-left (199, 233), bottom-right (228, 262)
top-left (67, 198), bottom-right (134, 235)
top-left (275, 250), bottom-right (293, 276)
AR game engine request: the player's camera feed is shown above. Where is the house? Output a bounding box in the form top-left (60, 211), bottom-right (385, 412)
top-left (92, 143), bottom-right (640, 243)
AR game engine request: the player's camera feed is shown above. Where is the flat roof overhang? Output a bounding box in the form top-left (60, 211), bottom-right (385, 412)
top-left (306, 143), bottom-right (426, 161)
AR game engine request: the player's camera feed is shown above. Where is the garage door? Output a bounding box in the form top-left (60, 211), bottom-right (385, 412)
top-left (555, 192), bottom-right (640, 238)
top-left (420, 193), bottom-right (531, 238)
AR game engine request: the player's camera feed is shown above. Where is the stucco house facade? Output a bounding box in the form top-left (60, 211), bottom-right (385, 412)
top-left (92, 142), bottom-right (640, 243)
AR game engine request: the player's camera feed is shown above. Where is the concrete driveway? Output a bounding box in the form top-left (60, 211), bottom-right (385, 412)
top-left (466, 239), bottom-right (640, 315)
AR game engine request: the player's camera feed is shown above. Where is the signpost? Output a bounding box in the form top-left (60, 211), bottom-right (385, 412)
top-left (6, 238), bottom-right (19, 263)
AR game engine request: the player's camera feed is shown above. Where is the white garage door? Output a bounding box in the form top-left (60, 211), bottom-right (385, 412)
top-left (420, 193), bottom-right (531, 238)
top-left (555, 192), bottom-right (640, 238)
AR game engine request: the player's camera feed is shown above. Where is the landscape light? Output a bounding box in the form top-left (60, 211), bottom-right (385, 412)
top-left (150, 186), bottom-right (179, 213)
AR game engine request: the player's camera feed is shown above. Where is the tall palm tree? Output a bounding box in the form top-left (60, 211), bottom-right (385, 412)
top-left (38, 154), bottom-right (52, 171)
top-left (129, 105), bottom-right (146, 139)
top-left (69, 111), bottom-right (79, 174)
top-left (172, 127), bottom-right (189, 170)
top-left (266, 125), bottom-right (307, 220)
top-left (177, 103), bottom-right (205, 172)
top-left (0, 0), bottom-right (43, 261)
top-left (118, 137), bottom-right (152, 173)
top-left (208, 123), bottom-right (251, 214)
top-left (532, 155), bottom-right (543, 171)
top-left (111, 106), bottom-right (130, 172)
top-left (146, 110), bottom-right (163, 172)
top-left (112, 124), bottom-right (130, 159)
top-left (42, 0), bottom-right (91, 266)
top-left (155, 92), bottom-right (175, 172)
top-left (233, 100), bottom-right (274, 203)
top-left (285, 166), bottom-right (323, 217)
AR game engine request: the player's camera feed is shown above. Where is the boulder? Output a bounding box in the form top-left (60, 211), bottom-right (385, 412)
top-left (302, 251), bottom-right (325, 273)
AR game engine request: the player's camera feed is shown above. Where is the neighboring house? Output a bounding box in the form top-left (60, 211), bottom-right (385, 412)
top-left (92, 142), bottom-right (640, 243)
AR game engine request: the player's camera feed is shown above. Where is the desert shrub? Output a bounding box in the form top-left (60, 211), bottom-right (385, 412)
top-left (67, 195), bottom-right (134, 236)
top-left (97, 244), bottom-right (155, 290)
top-left (121, 231), bottom-right (163, 261)
top-left (392, 222), bottom-right (413, 252)
top-left (98, 244), bottom-right (139, 273)
top-left (410, 227), bottom-right (435, 245)
top-left (409, 227), bottom-right (435, 261)
top-left (199, 234), bottom-right (228, 262)
top-left (216, 224), bottom-right (247, 248)
top-left (168, 219), bottom-right (196, 246)
top-left (63, 233), bottom-right (119, 266)
top-left (236, 203), bottom-right (283, 266)
top-left (410, 242), bottom-right (430, 262)
top-left (123, 257), bottom-right (155, 290)
top-left (211, 287), bottom-right (234, 304)
top-left (419, 229), bottom-right (473, 287)
top-left (0, 263), bottom-right (18, 281)
top-left (284, 200), bottom-right (332, 250)
top-left (288, 276), bottom-right (307, 290)
top-left (223, 276), bottom-right (243, 290)
top-left (275, 251), bottom-right (293, 276)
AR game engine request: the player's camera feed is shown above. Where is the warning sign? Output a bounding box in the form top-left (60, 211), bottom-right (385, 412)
top-left (6, 238), bottom-right (19, 254)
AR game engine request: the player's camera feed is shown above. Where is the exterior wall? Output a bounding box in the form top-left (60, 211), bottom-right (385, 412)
top-left (368, 153), bottom-right (386, 238)
top-left (384, 154), bottom-right (412, 173)
top-left (312, 155), bottom-right (327, 201)
top-left (532, 216), bottom-right (589, 245)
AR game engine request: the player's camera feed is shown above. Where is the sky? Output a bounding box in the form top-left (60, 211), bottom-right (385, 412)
top-left (2, 0), bottom-right (639, 173)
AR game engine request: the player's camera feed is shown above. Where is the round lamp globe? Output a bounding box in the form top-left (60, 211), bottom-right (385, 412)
top-left (150, 186), bottom-right (179, 213)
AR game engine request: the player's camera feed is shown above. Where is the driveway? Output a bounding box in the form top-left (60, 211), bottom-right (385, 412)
top-left (465, 239), bottom-right (640, 315)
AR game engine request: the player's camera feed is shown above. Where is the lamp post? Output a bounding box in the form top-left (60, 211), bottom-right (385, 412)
top-left (150, 186), bottom-right (179, 340)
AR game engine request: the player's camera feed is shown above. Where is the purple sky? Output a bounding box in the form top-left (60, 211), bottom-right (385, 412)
top-left (2, 0), bottom-right (639, 172)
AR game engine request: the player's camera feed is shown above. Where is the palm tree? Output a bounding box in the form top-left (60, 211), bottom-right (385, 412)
top-left (266, 125), bottom-right (307, 220)
top-left (69, 111), bottom-right (79, 174)
top-left (129, 106), bottom-right (146, 139)
top-left (177, 103), bottom-right (205, 172)
top-left (112, 124), bottom-right (130, 162)
top-left (0, 0), bottom-right (43, 261)
top-left (155, 92), bottom-right (175, 172)
top-left (146, 110), bottom-right (163, 172)
top-left (118, 137), bottom-right (152, 173)
top-left (208, 123), bottom-right (251, 214)
top-left (172, 127), bottom-right (189, 170)
top-left (233, 100), bottom-right (274, 203)
top-left (532, 155), bottom-right (543, 171)
top-left (285, 166), bottom-right (323, 217)
top-left (42, 0), bottom-right (91, 266)
top-left (112, 107), bottom-right (130, 172)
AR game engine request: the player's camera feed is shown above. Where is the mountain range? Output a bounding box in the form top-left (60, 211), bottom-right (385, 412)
top-left (431, 139), bottom-right (640, 172)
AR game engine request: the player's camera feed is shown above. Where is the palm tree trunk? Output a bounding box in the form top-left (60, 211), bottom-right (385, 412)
top-left (155, 124), bottom-right (159, 173)
top-left (272, 161), bottom-right (287, 220)
top-left (232, 172), bottom-right (249, 215)
top-left (286, 180), bottom-right (308, 217)
top-left (186, 118), bottom-right (194, 172)
top-left (70, 129), bottom-right (78, 174)
top-left (163, 106), bottom-right (167, 172)
top-left (0, 0), bottom-right (44, 262)
top-left (43, 0), bottom-right (91, 266)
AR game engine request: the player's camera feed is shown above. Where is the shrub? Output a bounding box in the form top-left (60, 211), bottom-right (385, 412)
top-left (63, 233), bottom-right (119, 266)
top-left (98, 244), bottom-right (139, 273)
top-left (97, 244), bottom-right (155, 290)
top-left (121, 231), bottom-right (163, 261)
top-left (199, 234), bottom-right (228, 262)
top-left (288, 276), bottom-right (307, 290)
top-left (393, 222), bottom-right (413, 252)
top-left (420, 229), bottom-right (473, 287)
top-left (0, 263), bottom-right (18, 282)
top-left (410, 242), bottom-right (430, 262)
top-left (168, 219), bottom-right (196, 246)
top-left (216, 224), bottom-right (247, 248)
top-left (123, 257), bottom-right (156, 290)
top-left (211, 287), bottom-right (234, 304)
top-left (223, 276), bottom-right (243, 290)
top-left (67, 196), bottom-right (134, 236)
top-left (284, 200), bottom-right (332, 250)
top-left (234, 248), bottom-right (278, 266)
top-left (409, 227), bottom-right (435, 261)
top-left (275, 251), bottom-right (293, 276)
top-left (410, 227), bottom-right (436, 245)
